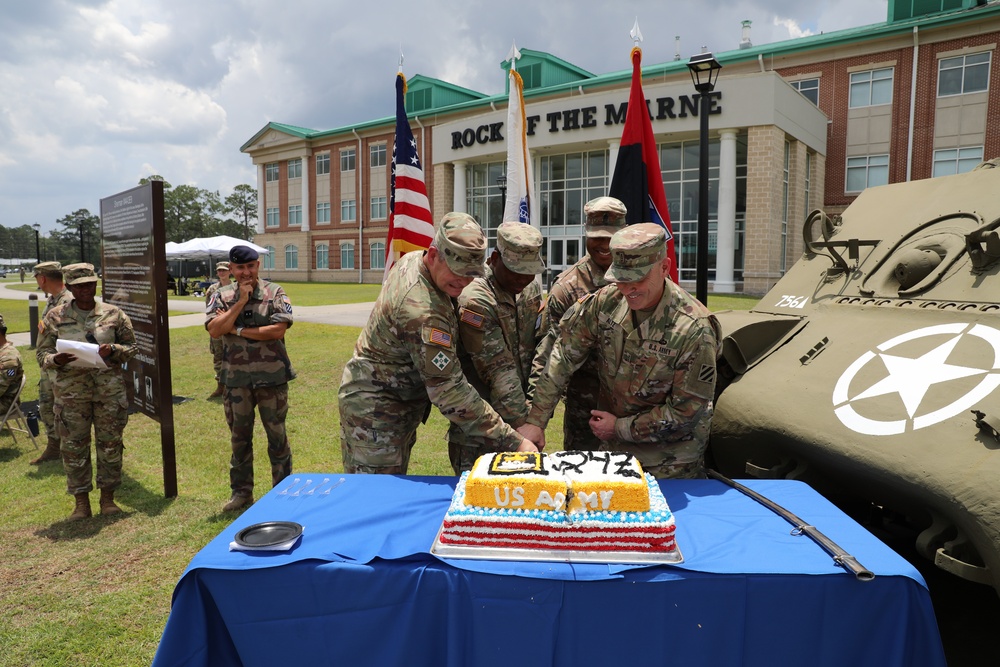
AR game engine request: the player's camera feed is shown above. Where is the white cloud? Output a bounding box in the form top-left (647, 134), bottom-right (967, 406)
top-left (0, 0), bottom-right (891, 233)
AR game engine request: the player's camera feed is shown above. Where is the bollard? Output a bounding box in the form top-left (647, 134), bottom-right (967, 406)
top-left (28, 293), bottom-right (39, 349)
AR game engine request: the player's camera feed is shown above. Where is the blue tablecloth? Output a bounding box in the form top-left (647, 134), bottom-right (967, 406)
top-left (153, 474), bottom-right (946, 667)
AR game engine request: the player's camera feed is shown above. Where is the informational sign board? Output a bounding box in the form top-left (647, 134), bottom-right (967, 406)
top-left (99, 181), bottom-right (177, 497)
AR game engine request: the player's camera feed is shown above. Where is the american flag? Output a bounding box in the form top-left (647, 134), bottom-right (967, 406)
top-left (384, 71), bottom-right (434, 277)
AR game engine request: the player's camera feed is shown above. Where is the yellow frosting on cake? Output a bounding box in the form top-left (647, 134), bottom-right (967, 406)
top-left (465, 451), bottom-right (650, 513)
top-left (464, 452), bottom-right (567, 511)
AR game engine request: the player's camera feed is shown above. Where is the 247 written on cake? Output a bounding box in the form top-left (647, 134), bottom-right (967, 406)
top-left (434, 451), bottom-right (678, 559)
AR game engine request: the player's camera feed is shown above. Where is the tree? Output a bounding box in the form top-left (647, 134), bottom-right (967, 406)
top-left (50, 210), bottom-right (101, 267)
top-left (224, 184), bottom-right (258, 241)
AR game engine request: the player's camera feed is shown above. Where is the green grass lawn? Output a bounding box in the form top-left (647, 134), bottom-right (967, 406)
top-left (0, 284), bottom-right (759, 666)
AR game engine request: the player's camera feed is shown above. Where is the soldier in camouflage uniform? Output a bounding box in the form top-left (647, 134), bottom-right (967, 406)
top-left (0, 313), bottom-right (24, 419)
top-left (206, 246), bottom-right (295, 512)
top-left (532, 197), bottom-right (627, 452)
top-left (339, 213), bottom-right (538, 474)
top-left (37, 263), bottom-right (137, 519)
top-left (448, 222), bottom-right (546, 473)
top-left (204, 261), bottom-right (231, 398)
top-left (522, 224), bottom-right (721, 479)
top-left (30, 261), bottom-right (72, 465)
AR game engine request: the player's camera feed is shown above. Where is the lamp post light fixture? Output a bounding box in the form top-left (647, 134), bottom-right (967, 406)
top-left (32, 223), bottom-right (41, 264)
top-left (686, 51), bottom-right (722, 306)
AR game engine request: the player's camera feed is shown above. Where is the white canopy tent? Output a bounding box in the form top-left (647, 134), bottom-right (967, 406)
top-left (164, 235), bottom-right (269, 261)
top-left (164, 236), bottom-right (270, 294)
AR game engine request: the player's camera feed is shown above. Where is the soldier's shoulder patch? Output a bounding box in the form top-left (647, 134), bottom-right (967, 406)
top-left (430, 350), bottom-right (452, 371)
top-left (697, 364), bottom-right (716, 384)
top-left (5, 368), bottom-right (15, 377)
top-left (279, 294), bottom-right (293, 314)
top-left (459, 307), bottom-right (485, 329)
top-left (428, 328), bottom-right (452, 347)
top-left (577, 292), bottom-right (593, 305)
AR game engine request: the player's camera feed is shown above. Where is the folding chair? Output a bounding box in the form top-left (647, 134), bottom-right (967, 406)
top-left (1, 375), bottom-right (38, 449)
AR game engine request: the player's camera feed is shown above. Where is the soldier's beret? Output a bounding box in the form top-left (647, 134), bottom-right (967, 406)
top-left (33, 261), bottom-right (63, 278)
top-left (434, 213), bottom-right (486, 278)
top-left (585, 197), bottom-right (628, 239)
top-left (496, 221), bottom-right (545, 275)
top-left (63, 263), bottom-right (99, 286)
top-left (229, 246), bottom-right (259, 264)
top-left (605, 223), bottom-right (667, 283)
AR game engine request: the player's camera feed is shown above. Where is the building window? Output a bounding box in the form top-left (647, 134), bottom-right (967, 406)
top-left (406, 88), bottom-right (432, 112)
top-left (849, 68), bottom-right (893, 108)
top-left (285, 245), bottom-right (298, 269)
top-left (266, 207), bottom-right (279, 228)
top-left (370, 144), bottom-right (387, 168)
top-left (341, 243), bottom-right (355, 269)
top-left (288, 205), bottom-right (302, 226)
top-left (263, 246), bottom-right (275, 270)
top-left (316, 153), bottom-right (330, 175)
top-left (466, 161), bottom-right (510, 246)
top-left (846, 154), bottom-right (890, 192)
top-left (370, 242), bottom-right (385, 270)
top-left (661, 135), bottom-right (748, 283)
top-left (265, 163), bottom-right (279, 182)
top-left (521, 63), bottom-right (542, 89)
top-left (287, 158), bottom-right (302, 179)
top-left (538, 151), bottom-right (610, 230)
top-left (370, 196), bottom-right (387, 220)
top-left (341, 199), bottom-right (357, 222)
top-left (316, 202), bottom-right (331, 224)
top-left (790, 78), bottom-right (819, 106)
top-left (341, 148), bottom-right (356, 172)
top-left (316, 243), bottom-right (329, 269)
top-left (938, 52), bottom-right (991, 97)
top-left (932, 147), bottom-right (984, 177)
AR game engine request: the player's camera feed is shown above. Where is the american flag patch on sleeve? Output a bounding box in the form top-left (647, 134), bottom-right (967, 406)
top-left (429, 328), bottom-right (452, 347)
top-left (460, 308), bottom-right (485, 328)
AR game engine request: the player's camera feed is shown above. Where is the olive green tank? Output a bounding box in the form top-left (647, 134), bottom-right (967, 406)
top-left (710, 159), bottom-right (1000, 594)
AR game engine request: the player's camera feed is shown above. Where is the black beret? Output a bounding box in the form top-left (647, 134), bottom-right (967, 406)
top-left (229, 245), bottom-right (259, 263)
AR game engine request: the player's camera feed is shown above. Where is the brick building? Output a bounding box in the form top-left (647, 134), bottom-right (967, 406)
top-left (241, 0), bottom-right (1000, 295)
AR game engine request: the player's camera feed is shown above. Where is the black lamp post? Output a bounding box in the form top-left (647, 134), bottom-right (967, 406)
top-left (32, 223), bottom-right (40, 263)
top-left (496, 172), bottom-right (508, 229)
top-left (687, 51), bottom-right (722, 306)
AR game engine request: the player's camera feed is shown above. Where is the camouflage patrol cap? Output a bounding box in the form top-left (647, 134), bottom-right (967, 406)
top-left (215, 261), bottom-right (230, 271)
top-left (496, 222), bottom-right (545, 275)
top-left (63, 263), bottom-right (99, 286)
top-left (585, 197), bottom-right (628, 238)
top-left (0, 313), bottom-right (5, 331)
top-left (605, 223), bottom-right (667, 283)
top-left (33, 261), bottom-right (62, 278)
top-left (434, 212), bottom-right (486, 278)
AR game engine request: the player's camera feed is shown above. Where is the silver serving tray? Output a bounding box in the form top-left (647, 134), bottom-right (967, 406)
top-left (429, 525), bottom-right (683, 565)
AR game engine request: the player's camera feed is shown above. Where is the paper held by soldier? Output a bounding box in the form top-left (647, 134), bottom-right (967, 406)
top-left (55, 339), bottom-right (107, 369)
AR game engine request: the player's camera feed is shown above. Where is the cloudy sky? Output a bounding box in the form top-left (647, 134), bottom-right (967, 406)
top-left (0, 0), bottom-right (887, 236)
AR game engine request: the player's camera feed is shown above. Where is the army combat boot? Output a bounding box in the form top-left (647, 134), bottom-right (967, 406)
top-left (69, 493), bottom-right (92, 520)
top-left (30, 441), bottom-right (61, 465)
top-left (99, 488), bottom-right (122, 516)
top-left (209, 382), bottom-right (224, 398)
top-left (223, 492), bottom-right (252, 512)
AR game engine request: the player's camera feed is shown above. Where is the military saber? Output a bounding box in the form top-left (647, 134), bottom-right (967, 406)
top-left (706, 470), bottom-right (875, 581)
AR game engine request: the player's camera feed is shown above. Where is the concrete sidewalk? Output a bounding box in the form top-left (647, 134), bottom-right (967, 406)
top-left (0, 280), bottom-right (373, 347)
